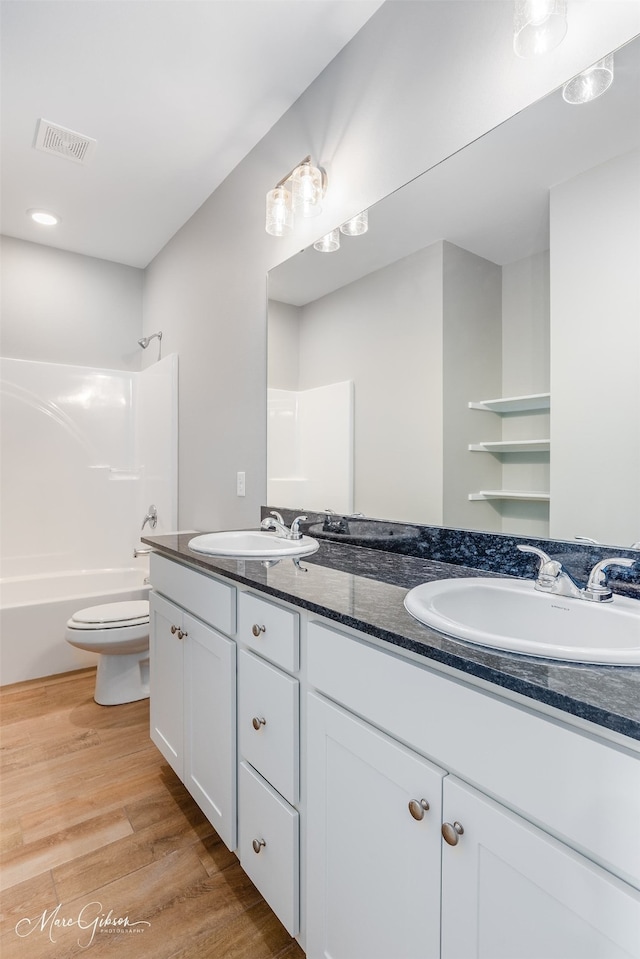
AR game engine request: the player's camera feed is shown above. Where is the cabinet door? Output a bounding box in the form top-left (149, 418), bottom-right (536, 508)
top-left (441, 776), bottom-right (640, 959)
top-left (306, 692), bottom-right (445, 959)
top-left (149, 592), bottom-right (184, 778)
top-left (184, 613), bottom-right (237, 851)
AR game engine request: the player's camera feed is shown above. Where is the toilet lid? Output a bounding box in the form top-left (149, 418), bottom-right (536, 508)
top-left (71, 600), bottom-right (149, 628)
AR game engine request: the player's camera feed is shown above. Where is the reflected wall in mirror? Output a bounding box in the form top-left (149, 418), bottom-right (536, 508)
top-left (267, 37), bottom-right (640, 548)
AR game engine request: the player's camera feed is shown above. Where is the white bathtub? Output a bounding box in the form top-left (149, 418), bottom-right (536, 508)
top-left (0, 567), bottom-right (151, 686)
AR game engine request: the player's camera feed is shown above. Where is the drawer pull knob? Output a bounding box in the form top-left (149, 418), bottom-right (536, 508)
top-left (408, 799), bottom-right (430, 821)
top-left (252, 838), bottom-right (266, 854)
top-left (252, 716), bottom-right (267, 730)
top-left (170, 625), bottom-right (178, 635)
top-left (177, 629), bottom-right (187, 640)
top-left (252, 623), bottom-right (266, 637)
top-left (441, 821), bottom-right (464, 846)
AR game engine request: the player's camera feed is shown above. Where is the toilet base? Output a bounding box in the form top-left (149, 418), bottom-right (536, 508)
top-left (94, 649), bottom-right (150, 706)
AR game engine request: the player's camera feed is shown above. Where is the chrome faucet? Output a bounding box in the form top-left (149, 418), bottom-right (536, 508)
top-left (518, 544), bottom-right (636, 603)
top-left (141, 504), bottom-right (158, 531)
top-left (260, 510), bottom-right (307, 540)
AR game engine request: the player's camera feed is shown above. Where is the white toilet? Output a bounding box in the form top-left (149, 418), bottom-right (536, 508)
top-left (66, 600), bottom-right (150, 706)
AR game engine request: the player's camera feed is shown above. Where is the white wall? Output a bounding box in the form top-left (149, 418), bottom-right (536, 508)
top-left (442, 241), bottom-right (502, 531)
top-left (268, 300), bottom-right (300, 391)
top-left (298, 244), bottom-right (444, 523)
top-left (500, 250), bottom-right (551, 536)
top-left (550, 149), bottom-right (640, 546)
top-left (142, 1), bottom-right (640, 531)
top-left (0, 236), bottom-right (144, 371)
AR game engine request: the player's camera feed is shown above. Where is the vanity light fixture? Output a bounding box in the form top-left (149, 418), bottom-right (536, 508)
top-left (265, 155), bottom-right (327, 236)
top-left (513, 0), bottom-right (567, 58)
top-left (28, 208), bottom-right (60, 226)
top-left (313, 229), bottom-right (340, 253)
top-left (562, 54), bottom-right (614, 104)
top-left (340, 210), bottom-right (368, 236)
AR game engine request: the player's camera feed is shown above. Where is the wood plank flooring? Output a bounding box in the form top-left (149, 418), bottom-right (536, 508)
top-left (0, 668), bottom-right (305, 959)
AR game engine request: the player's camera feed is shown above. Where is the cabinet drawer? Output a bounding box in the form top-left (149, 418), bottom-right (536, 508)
top-left (238, 650), bottom-right (299, 805)
top-left (238, 761), bottom-right (299, 937)
top-left (237, 591), bottom-right (299, 671)
top-left (150, 553), bottom-right (236, 635)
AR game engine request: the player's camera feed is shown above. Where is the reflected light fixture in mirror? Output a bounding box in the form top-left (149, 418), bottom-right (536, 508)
top-left (563, 54), bottom-right (614, 104)
top-left (265, 155), bottom-right (326, 236)
top-left (513, 0), bottom-right (567, 58)
top-left (340, 209), bottom-right (369, 236)
top-left (313, 229), bottom-right (340, 253)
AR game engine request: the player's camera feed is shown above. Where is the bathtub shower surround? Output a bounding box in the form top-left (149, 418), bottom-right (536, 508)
top-left (0, 354), bottom-right (177, 684)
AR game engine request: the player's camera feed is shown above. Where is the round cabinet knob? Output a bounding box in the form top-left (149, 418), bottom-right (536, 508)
top-left (252, 838), bottom-right (266, 854)
top-left (177, 629), bottom-right (187, 640)
top-left (170, 625), bottom-right (178, 635)
top-left (252, 624), bottom-right (266, 638)
top-left (408, 799), bottom-right (430, 821)
top-left (441, 821), bottom-right (464, 846)
top-left (252, 716), bottom-right (266, 730)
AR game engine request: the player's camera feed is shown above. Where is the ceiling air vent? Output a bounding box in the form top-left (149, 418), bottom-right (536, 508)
top-left (34, 118), bottom-right (96, 164)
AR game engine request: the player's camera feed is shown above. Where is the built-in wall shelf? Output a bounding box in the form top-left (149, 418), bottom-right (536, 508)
top-left (468, 439), bottom-right (550, 454)
top-left (468, 392), bottom-right (550, 413)
top-left (468, 490), bottom-right (550, 502)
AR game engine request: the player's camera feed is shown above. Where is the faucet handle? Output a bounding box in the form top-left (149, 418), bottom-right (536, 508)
top-left (585, 557), bottom-right (636, 601)
top-left (517, 544), bottom-right (562, 585)
top-left (290, 515), bottom-right (307, 539)
top-left (269, 510), bottom-right (285, 525)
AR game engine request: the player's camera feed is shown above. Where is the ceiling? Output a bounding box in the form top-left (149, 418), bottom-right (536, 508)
top-left (0, 0), bottom-right (383, 269)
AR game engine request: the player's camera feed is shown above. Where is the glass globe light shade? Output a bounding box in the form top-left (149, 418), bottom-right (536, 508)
top-left (340, 210), bottom-right (369, 236)
top-left (562, 55), bottom-right (614, 104)
top-left (265, 187), bottom-right (294, 237)
top-left (513, 0), bottom-right (567, 58)
top-left (313, 229), bottom-right (340, 253)
top-left (291, 162), bottom-right (323, 218)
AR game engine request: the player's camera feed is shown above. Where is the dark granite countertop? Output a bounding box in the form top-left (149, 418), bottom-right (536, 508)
top-left (142, 531), bottom-right (640, 744)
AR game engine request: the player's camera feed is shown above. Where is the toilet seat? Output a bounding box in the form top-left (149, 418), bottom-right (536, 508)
top-left (65, 599), bottom-right (150, 705)
top-left (67, 600), bottom-right (149, 630)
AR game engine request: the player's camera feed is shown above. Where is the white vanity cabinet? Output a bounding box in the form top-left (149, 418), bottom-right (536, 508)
top-left (306, 691), bottom-right (445, 959)
top-left (149, 554), bottom-right (237, 850)
top-left (236, 591), bottom-right (301, 937)
top-left (441, 776), bottom-right (640, 959)
top-left (306, 620), bottom-right (640, 959)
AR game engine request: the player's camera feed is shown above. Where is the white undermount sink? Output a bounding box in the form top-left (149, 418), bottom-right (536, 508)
top-left (188, 529), bottom-right (319, 559)
top-left (404, 577), bottom-right (640, 665)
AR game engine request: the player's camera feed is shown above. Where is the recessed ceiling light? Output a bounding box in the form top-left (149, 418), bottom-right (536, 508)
top-left (28, 209), bottom-right (60, 226)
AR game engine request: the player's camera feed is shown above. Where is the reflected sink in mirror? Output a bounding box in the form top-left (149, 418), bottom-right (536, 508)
top-left (307, 519), bottom-right (420, 547)
top-left (188, 530), bottom-right (319, 559)
top-left (404, 577), bottom-right (640, 665)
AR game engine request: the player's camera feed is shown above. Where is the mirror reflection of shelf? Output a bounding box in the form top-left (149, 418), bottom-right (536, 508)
top-left (468, 439), bottom-right (550, 453)
top-left (468, 392), bottom-right (550, 413)
top-left (468, 490), bottom-right (550, 502)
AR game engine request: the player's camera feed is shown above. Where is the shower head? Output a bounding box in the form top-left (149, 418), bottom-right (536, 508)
top-left (138, 331), bottom-right (162, 349)
top-left (137, 331), bottom-right (163, 359)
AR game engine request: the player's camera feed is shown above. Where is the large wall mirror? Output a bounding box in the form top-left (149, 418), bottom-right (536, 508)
top-left (268, 36), bottom-right (640, 548)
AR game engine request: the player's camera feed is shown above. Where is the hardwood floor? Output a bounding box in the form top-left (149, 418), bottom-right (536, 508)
top-left (0, 669), bottom-right (305, 959)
